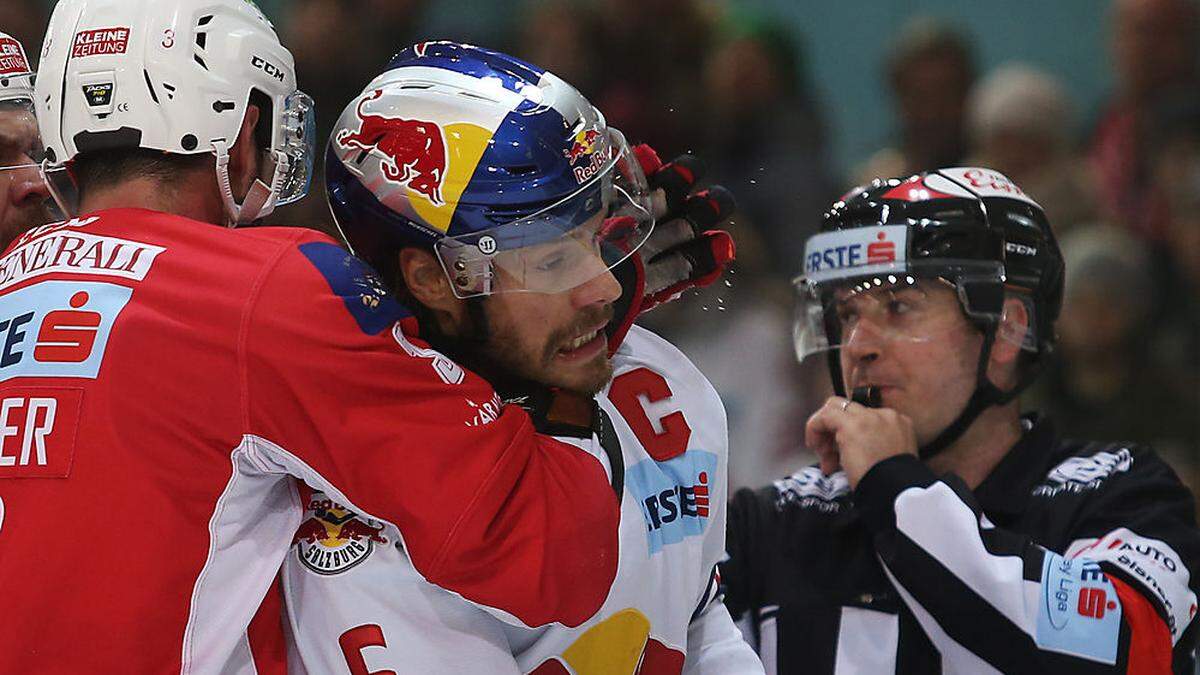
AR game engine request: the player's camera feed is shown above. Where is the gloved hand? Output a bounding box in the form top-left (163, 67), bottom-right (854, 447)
top-left (607, 145), bottom-right (737, 352)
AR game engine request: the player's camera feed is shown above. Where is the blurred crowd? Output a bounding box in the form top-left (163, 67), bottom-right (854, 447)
top-left (4, 0), bottom-right (1197, 495)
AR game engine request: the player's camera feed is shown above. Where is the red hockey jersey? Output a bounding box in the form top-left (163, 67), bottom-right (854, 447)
top-left (0, 209), bottom-right (619, 673)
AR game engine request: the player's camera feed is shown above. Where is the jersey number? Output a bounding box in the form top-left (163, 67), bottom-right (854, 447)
top-left (608, 367), bottom-right (691, 461)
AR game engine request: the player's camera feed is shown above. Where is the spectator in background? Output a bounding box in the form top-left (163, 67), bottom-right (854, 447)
top-left (700, 14), bottom-right (838, 277)
top-left (1150, 102), bottom-right (1200, 367)
top-left (856, 17), bottom-right (975, 184)
top-left (272, 0), bottom-right (430, 230)
top-left (0, 2), bottom-right (49, 54)
top-left (589, 0), bottom-right (715, 157)
top-left (966, 64), bottom-right (1097, 236)
top-left (1028, 225), bottom-right (1197, 468)
top-left (1145, 97), bottom-right (1200, 495)
top-left (1088, 0), bottom-right (1199, 240)
top-left (517, 0), bottom-right (601, 97)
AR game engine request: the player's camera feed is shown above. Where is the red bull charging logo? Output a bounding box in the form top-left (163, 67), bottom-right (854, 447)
top-left (294, 493), bottom-right (389, 575)
top-left (337, 90), bottom-right (449, 206)
top-left (564, 129), bottom-right (601, 163)
top-left (565, 128), bottom-right (608, 183)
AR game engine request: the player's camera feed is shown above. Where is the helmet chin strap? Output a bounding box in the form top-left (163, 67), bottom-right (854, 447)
top-left (40, 159), bottom-right (76, 218)
top-left (214, 140), bottom-right (289, 226)
top-left (918, 327), bottom-right (1046, 459)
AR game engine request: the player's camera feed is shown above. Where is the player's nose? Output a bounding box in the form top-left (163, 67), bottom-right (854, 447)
top-left (571, 266), bottom-right (622, 310)
top-left (8, 161), bottom-right (49, 212)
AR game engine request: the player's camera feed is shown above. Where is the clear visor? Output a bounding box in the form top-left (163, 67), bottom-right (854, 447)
top-left (273, 90), bottom-right (316, 207)
top-left (0, 73), bottom-right (35, 106)
top-left (793, 260), bottom-right (1032, 362)
top-left (0, 101), bottom-right (59, 220)
top-left (41, 161), bottom-right (77, 219)
top-left (435, 129), bottom-right (654, 297)
top-left (0, 98), bottom-right (43, 164)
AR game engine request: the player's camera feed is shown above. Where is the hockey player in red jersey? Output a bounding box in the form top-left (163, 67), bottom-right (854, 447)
top-left (0, 3), bottom-right (627, 673)
top-left (0, 31), bottom-right (50, 247)
top-left (282, 43), bottom-right (763, 674)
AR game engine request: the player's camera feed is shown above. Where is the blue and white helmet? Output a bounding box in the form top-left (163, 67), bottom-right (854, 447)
top-left (326, 42), bottom-right (655, 297)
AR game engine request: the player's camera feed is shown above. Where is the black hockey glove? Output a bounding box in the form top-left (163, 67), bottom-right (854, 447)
top-left (607, 144), bottom-right (736, 352)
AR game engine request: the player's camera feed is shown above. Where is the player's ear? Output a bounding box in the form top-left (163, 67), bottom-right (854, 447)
top-left (988, 295), bottom-right (1030, 388)
top-left (398, 247), bottom-right (466, 325)
top-left (227, 104), bottom-right (262, 199)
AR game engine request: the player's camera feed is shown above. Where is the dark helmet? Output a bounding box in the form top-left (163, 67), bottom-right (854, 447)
top-left (795, 166), bottom-right (1064, 455)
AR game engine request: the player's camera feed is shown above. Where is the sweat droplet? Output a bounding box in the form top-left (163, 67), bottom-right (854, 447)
top-left (724, 279), bottom-right (733, 288)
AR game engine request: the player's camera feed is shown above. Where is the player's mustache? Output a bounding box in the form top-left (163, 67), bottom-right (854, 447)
top-left (543, 303), bottom-right (615, 359)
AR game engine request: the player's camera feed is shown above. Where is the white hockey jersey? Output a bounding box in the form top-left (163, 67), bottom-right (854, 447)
top-left (281, 325), bottom-right (764, 674)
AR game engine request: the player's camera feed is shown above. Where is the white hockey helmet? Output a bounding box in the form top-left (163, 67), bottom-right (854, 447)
top-left (35, 0), bottom-right (315, 224)
top-left (0, 32), bottom-right (35, 104)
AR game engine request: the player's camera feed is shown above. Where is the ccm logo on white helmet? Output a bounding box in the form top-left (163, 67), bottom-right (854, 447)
top-left (251, 55), bottom-right (285, 82)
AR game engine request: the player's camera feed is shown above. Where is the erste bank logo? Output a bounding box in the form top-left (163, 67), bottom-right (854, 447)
top-left (626, 449), bottom-right (716, 554)
top-left (0, 281), bottom-right (131, 382)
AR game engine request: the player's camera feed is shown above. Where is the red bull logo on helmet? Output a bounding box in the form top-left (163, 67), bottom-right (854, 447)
top-left (337, 89), bottom-right (449, 206)
top-left (565, 128), bottom-right (607, 184)
top-left (294, 493), bottom-right (389, 575)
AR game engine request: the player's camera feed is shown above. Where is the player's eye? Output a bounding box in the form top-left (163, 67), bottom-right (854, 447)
top-left (887, 299), bottom-right (911, 316)
top-left (535, 252), bottom-right (567, 273)
top-left (835, 304), bottom-right (858, 328)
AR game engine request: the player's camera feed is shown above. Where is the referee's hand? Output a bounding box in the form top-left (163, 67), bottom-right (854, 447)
top-left (806, 396), bottom-right (918, 489)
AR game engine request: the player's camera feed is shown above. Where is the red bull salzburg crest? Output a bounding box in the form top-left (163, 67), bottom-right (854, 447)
top-left (294, 493), bottom-right (389, 575)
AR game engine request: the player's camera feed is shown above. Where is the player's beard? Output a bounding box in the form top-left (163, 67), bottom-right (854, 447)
top-left (476, 301), bottom-right (615, 397)
top-left (0, 200), bottom-right (54, 251)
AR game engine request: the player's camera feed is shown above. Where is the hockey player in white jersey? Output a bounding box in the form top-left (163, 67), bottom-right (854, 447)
top-left (282, 42), bottom-right (764, 674)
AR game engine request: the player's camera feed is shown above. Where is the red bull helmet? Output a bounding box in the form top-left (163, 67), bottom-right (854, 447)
top-left (34, 0), bottom-right (315, 224)
top-left (326, 42), bottom-right (654, 298)
top-left (795, 167), bottom-right (1064, 455)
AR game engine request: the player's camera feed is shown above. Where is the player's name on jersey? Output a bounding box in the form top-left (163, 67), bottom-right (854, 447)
top-left (0, 226), bottom-right (164, 290)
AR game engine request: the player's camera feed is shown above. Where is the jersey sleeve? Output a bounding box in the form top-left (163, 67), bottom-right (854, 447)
top-left (722, 485), bottom-right (779, 628)
top-left (241, 236), bottom-right (619, 629)
top-left (1061, 446), bottom-right (1200, 672)
top-left (854, 451), bottom-right (1198, 673)
top-left (683, 567), bottom-right (766, 674)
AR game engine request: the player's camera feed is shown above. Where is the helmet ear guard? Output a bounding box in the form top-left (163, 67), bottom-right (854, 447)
top-left (955, 275), bottom-right (1005, 328)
